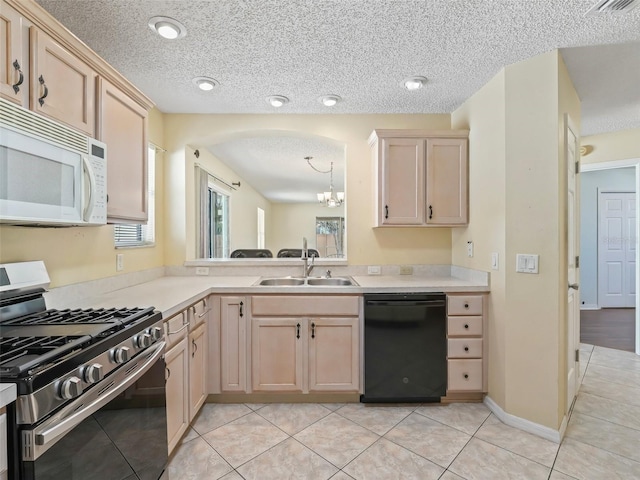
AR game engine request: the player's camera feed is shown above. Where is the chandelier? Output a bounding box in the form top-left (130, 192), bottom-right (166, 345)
top-left (305, 156), bottom-right (344, 208)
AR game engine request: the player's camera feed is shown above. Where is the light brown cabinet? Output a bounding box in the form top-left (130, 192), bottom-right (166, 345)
top-left (188, 322), bottom-right (207, 420)
top-left (370, 130), bottom-right (469, 227)
top-left (29, 27), bottom-right (96, 136)
top-left (220, 296), bottom-right (248, 392)
top-left (0, 1), bottom-right (25, 105)
top-left (251, 296), bottom-right (360, 393)
top-left (446, 294), bottom-right (487, 394)
top-left (97, 77), bottom-right (149, 223)
top-left (164, 312), bottom-right (189, 455)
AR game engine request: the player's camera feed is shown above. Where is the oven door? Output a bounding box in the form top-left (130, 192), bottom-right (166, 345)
top-left (18, 341), bottom-right (167, 480)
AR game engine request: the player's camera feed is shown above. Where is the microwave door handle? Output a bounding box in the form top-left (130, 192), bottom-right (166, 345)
top-left (33, 341), bottom-right (165, 449)
top-left (82, 154), bottom-right (96, 221)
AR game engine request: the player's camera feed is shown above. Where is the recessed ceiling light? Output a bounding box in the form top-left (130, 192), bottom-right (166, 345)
top-left (266, 95), bottom-right (289, 108)
top-left (318, 94), bottom-right (341, 107)
top-left (403, 76), bottom-right (428, 91)
top-left (148, 16), bottom-right (187, 40)
top-left (192, 77), bottom-right (219, 91)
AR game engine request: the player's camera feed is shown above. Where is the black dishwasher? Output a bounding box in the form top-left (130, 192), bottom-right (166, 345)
top-left (361, 293), bottom-right (447, 403)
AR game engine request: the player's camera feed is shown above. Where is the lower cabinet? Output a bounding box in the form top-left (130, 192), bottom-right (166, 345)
top-left (164, 297), bottom-right (212, 455)
top-left (165, 335), bottom-right (188, 455)
top-left (188, 322), bottom-right (207, 420)
top-left (251, 296), bottom-right (360, 394)
top-left (220, 296), bottom-right (247, 392)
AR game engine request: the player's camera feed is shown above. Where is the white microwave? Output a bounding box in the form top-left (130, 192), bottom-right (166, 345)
top-left (0, 99), bottom-right (107, 226)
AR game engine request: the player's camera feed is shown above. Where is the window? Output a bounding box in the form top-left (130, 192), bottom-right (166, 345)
top-left (114, 145), bottom-right (156, 247)
top-left (316, 216), bottom-right (345, 257)
top-left (196, 165), bottom-right (231, 258)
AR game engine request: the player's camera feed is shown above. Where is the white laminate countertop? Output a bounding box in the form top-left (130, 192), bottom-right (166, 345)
top-left (71, 274), bottom-right (489, 320)
top-left (0, 384), bottom-right (16, 409)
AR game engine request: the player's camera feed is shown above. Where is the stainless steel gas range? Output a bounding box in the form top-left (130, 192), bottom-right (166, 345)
top-left (0, 261), bottom-right (168, 480)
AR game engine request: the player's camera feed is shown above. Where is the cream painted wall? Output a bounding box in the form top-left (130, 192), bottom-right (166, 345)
top-left (187, 146), bottom-right (272, 254)
top-left (581, 128), bottom-right (640, 165)
top-left (0, 108), bottom-right (166, 287)
top-left (269, 202), bottom-right (345, 256)
top-left (452, 69), bottom-right (507, 408)
top-left (163, 114), bottom-right (454, 266)
top-left (451, 50), bottom-right (580, 432)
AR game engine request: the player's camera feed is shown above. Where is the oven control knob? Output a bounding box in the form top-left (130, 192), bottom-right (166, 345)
top-left (82, 363), bottom-right (104, 384)
top-left (147, 326), bottom-right (163, 341)
top-left (59, 376), bottom-right (83, 400)
top-left (112, 346), bottom-right (130, 364)
top-left (135, 333), bottom-right (152, 348)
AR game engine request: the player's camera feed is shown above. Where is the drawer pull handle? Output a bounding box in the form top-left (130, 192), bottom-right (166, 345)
top-left (296, 323), bottom-right (300, 339)
top-left (385, 205), bottom-right (389, 219)
top-left (311, 322), bottom-right (316, 339)
top-left (429, 205), bottom-right (433, 219)
top-left (165, 367), bottom-right (171, 380)
top-left (464, 303), bottom-right (469, 309)
top-left (464, 324), bottom-right (469, 329)
top-left (12, 60), bottom-right (24, 93)
top-left (239, 301), bottom-right (244, 318)
top-left (192, 339), bottom-right (197, 357)
top-left (464, 374), bottom-right (469, 379)
top-left (464, 346), bottom-right (469, 352)
top-left (198, 309), bottom-right (211, 318)
top-left (38, 75), bottom-right (48, 106)
top-left (167, 323), bottom-right (188, 335)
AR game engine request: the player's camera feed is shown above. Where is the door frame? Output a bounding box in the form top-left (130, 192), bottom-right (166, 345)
top-left (581, 158), bottom-right (640, 355)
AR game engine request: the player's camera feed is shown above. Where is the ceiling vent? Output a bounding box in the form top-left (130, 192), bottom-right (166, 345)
top-left (587, 0), bottom-right (639, 14)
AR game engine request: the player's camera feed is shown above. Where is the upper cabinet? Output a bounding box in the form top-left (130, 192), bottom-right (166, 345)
top-left (0, 1), bottom-right (25, 104)
top-left (97, 78), bottom-right (148, 223)
top-left (30, 27), bottom-right (96, 136)
top-left (370, 130), bottom-right (469, 227)
top-left (3, 0), bottom-right (154, 223)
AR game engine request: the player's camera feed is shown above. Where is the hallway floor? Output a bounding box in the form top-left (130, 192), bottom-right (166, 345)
top-left (167, 344), bottom-right (640, 479)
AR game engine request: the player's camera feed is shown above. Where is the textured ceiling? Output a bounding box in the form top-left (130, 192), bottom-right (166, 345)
top-left (33, 0), bottom-right (640, 202)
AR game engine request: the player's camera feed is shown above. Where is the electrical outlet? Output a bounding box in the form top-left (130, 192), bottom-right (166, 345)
top-left (116, 254), bottom-right (124, 272)
top-left (399, 265), bottom-right (413, 275)
top-left (467, 241), bottom-right (474, 258)
top-left (195, 267), bottom-right (210, 276)
top-left (367, 265), bottom-right (381, 275)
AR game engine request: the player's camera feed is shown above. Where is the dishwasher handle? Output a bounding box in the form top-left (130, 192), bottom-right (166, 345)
top-left (365, 300), bottom-right (445, 307)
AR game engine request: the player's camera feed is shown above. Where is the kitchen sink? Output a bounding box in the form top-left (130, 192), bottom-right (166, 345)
top-left (258, 278), bottom-right (305, 286)
top-left (306, 277), bottom-right (354, 286)
top-left (256, 276), bottom-right (356, 286)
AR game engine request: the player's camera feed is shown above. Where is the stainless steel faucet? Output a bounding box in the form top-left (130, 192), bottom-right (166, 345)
top-left (302, 237), bottom-right (314, 278)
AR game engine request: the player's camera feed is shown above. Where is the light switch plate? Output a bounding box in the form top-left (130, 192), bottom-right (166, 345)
top-left (116, 254), bottom-right (124, 272)
top-left (491, 252), bottom-right (499, 270)
top-left (516, 254), bottom-right (539, 274)
top-left (467, 241), bottom-right (474, 258)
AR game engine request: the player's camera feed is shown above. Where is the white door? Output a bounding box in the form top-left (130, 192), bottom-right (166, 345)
top-left (598, 192), bottom-right (636, 308)
top-left (566, 115), bottom-right (580, 411)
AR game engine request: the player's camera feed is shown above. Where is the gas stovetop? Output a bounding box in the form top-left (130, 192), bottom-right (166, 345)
top-left (0, 307), bottom-right (156, 378)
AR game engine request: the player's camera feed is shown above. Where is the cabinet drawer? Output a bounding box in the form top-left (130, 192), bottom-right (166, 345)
top-left (165, 311), bottom-right (189, 348)
top-left (448, 338), bottom-right (483, 358)
top-left (252, 295), bottom-right (359, 316)
top-left (190, 298), bottom-right (210, 328)
top-left (448, 359), bottom-right (483, 391)
top-left (447, 316), bottom-right (482, 336)
top-left (448, 295), bottom-right (483, 315)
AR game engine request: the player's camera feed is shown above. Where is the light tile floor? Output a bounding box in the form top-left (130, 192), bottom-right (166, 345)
top-left (168, 344), bottom-right (640, 479)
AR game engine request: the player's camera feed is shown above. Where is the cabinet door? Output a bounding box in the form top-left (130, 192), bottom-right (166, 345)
top-left (308, 317), bottom-right (359, 392)
top-left (188, 322), bottom-right (207, 421)
top-left (220, 297), bottom-right (247, 392)
top-left (97, 77), bottom-right (149, 223)
top-left (380, 138), bottom-right (425, 225)
top-left (30, 27), bottom-right (95, 135)
top-left (426, 138), bottom-right (468, 225)
top-left (0, 1), bottom-right (24, 104)
top-left (165, 337), bottom-right (188, 455)
top-left (252, 318), bottom-right (304, 392)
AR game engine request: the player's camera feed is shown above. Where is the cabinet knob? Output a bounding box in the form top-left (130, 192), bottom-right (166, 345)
top-left (12, 60), bottom-right (24, 94)
top-left (464, 324), bottom-right (469, 329)
top-left (38, 75), bottom-right (49, 106)
top-left (464, 303), bottom-right (469, 309)
top-left (464, 374), bottom-right (469, 379)
top-left (464, 346), bottom-right (469, 352)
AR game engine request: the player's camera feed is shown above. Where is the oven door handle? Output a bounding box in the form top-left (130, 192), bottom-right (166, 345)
top-left (33, 341), bottom-right (166, 448)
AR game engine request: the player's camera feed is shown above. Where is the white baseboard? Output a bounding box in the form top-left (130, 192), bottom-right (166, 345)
top-left (580, 304), bottom-right (600, 310)
top-left (483, 396), bottom-right (566, 444)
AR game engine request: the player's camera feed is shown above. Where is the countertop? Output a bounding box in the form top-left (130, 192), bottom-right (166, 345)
top-left (0, 383), bottom-right (16, 409)
top-left (73, 274), bottom-right (489, 320)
